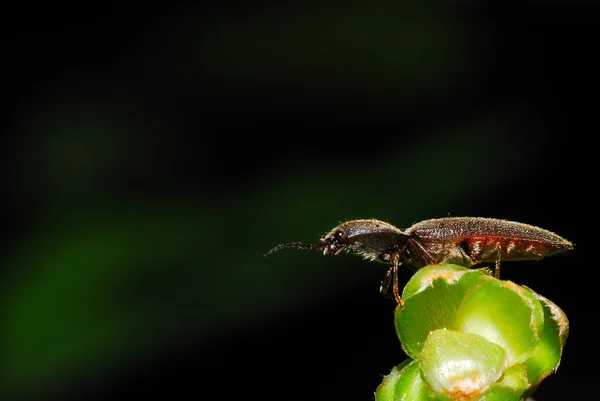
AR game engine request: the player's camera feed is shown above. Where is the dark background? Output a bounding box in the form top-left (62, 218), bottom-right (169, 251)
top-left (3, 1), bottom-right (596, 400)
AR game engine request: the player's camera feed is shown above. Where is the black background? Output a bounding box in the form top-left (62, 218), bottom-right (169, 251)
top-left (3, 1), bottom-right (597, 400)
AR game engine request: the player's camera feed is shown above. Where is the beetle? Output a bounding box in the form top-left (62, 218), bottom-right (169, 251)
top-left (265, 217), bottom-right (574, 307)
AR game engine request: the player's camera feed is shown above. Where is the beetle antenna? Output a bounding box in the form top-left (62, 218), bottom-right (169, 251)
top-left (264, 242), bottom-right (324, 257)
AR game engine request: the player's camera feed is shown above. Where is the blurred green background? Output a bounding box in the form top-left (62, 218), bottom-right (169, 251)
top-left (3, 1), bottom-right (595, 400)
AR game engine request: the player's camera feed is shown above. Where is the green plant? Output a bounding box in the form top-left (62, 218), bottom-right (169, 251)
top-left (375, 264), bottom-right (568, 401)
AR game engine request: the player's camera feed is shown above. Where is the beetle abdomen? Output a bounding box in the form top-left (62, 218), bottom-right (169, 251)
top-left (462, 236), bottom-right (569, 263)
top-left (407, 217), bottom-right (573, 265)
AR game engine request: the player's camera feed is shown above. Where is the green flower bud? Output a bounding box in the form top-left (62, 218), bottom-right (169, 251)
top-left (376, 264), bottom-right (568, 401)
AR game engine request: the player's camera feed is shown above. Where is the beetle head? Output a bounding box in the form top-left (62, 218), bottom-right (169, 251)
top-left (321, 228), bottom-right (351, 255)
top-left (265, 219), bottom-right (408, 261)
top-left (321, 219), bottom-right (402, 256)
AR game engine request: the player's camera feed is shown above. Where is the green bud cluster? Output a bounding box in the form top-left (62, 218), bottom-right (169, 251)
top-left (375, 264), bottom-right (568, 401)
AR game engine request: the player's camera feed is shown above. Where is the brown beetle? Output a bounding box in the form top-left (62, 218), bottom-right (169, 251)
top-left (265, 217), bottom-right (574, 307)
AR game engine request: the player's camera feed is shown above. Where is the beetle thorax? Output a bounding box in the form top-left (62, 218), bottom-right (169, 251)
top-left (321, 219), bottom-right (407, 261)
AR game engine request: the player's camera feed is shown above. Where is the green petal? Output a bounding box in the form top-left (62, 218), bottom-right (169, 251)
top-left (401, 264), bottom-right (491, 300)
top-left (523, 291), bottom-right (569, 386)
top-left (419, 329), bottom-right (507, 399)
top-left (456, 280), bottom-right (544, 365)
top-left (396, 264), bottom-right (491, 359)
top-left (483, 364), bottom-right (529, 401)
top-left (375, 359), bottom-right (433, 401)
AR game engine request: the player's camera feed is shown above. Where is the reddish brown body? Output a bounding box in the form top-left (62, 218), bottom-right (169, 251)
top-left (266, 217), bottom-right (573, 307)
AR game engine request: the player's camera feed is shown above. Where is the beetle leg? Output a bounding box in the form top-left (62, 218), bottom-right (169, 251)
top-left (379, 266), bottom-right (393, 296)
top-left (390, 254), bottom-right (404, 309)
top-left (494, 242), bottom-right (502, 279)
